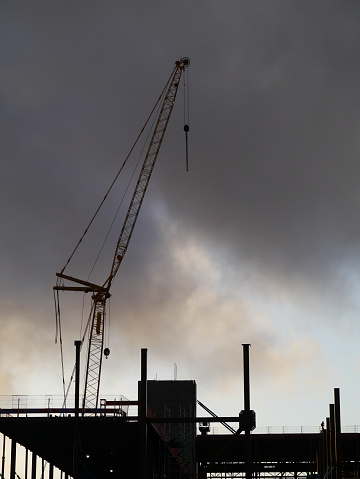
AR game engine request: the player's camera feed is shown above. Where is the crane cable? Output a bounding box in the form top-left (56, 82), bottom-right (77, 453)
top-left (59, 65), bottom-right (177, 276)
top-left (85, 96), bottom-right (163, 284)
top-left (106, 297), bottom-right (111, 353)
top-left (183, 64), bottom-right (190, 171)
top-left (53, 290), bottom-right (66, 401)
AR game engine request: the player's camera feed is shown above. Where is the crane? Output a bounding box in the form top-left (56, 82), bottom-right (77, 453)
top-left (54, 57), bottom-right (190, 414)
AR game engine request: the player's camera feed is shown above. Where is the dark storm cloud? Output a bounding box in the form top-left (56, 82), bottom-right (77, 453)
top-left (150, 2), bottom-right (360, 316)
top-left (1, 2), bottom-right (360, 422)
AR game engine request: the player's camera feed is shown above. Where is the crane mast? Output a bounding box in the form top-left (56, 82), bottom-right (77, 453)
top-left (54, 58), bottom-right (189, 414)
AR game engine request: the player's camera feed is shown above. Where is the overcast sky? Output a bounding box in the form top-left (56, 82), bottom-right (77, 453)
top-left (2, 1), bottom-right (360, 429)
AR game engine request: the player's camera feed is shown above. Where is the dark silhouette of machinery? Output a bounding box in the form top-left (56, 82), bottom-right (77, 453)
top-left (54, 58), bottom-right (190, 414)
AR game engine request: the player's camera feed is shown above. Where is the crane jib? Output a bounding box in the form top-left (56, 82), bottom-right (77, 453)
top-left (105, 59), bottom-right (188, 290)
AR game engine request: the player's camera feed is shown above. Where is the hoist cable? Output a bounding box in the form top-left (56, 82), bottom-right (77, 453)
top-left (187, 67), bottom-right (190, 124)
top-left (183, 70), bottom-right (186, 126)
top-left (79, 291), bottom-right (86, 338)
top-left (105, 297), bottom-right (111, 350)
top-left (54, 290), bottom-right (58, 344)
top-left (60, 65), bottom-right (176, 275)
top-left (183, 66), bottom-right (190, 126)
top-left (108, 298), bottom-right (111, 349)
top-left (54, 290), bottom-right (66, 402)
top-left (183, 66), bottom-right (190, 171)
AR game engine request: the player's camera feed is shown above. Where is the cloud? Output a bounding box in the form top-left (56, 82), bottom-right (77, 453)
top-left (2, 1), bottom-right (360, 425)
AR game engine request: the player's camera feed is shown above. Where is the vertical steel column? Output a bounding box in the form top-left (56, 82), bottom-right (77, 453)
top-left (25, 448), bottom-right (28, 479)
top-left (330, 404), bottom-right (336, 479)
top-left (326, 417), bottom-right (330, 475)
top-left (49, 463), bottom-right (54, 479)
top-left (31, 451), bottom-right (37, 479)
top-left (319, 423), bottom-right (326, 477)
top-left (334, 388), bottom-right (342, 479)
top-left (140, 348), bottom-right (148, 479)
top-left (242, 344), bottom-right (252, 479)
top-left (1, 434), bottom-right (5, 479)
top-left (243, 344), bottom-right (251, 412)
top-left (74, 340), bottom-right (81, 479)
top-left (10, 439), bottom-right (16, 479)
top-left (75, 340), bottom-right (81, 419)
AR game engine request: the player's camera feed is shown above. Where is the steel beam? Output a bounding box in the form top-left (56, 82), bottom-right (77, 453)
top-left (334, 388), bottom-right (342, 479)
top-left (140, 348), bottom-right (147, 479)
top-left (10, 438), bottom-right (16, 479)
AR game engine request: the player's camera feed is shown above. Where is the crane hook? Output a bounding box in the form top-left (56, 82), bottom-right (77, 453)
top-left (184, 125), bottom-right (189, 171)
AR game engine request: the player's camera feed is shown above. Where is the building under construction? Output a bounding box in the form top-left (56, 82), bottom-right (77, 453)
top-left (0, 345), bottom-right (359, 479)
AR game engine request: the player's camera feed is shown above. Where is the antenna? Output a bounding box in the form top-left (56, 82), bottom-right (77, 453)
top-left (174, 363), bottom-right (177, 381)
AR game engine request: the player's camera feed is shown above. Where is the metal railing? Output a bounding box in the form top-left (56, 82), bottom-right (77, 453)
top-left (0, 394), bottom-right (134, 417)
top-left (2, 396), bottom-right (360, 435)
top-left (206, 424), bottom-right (360, 435)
